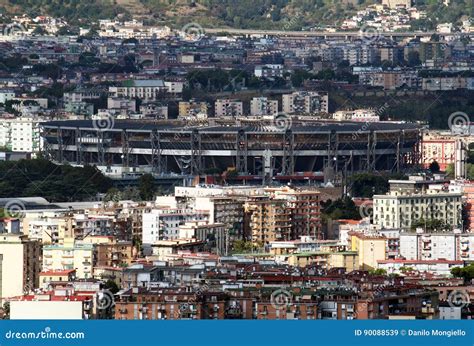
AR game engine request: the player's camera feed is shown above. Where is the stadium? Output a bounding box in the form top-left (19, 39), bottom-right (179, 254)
top-left (41, 119), bottom-right (422, 180)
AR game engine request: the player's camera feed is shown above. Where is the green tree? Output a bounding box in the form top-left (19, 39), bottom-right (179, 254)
top-left (104, 280), bottom-right (120, 294)
top-left (451, 264), bottom-right (474, 283)
top-left (429, 160), bottom-right (440, 173)
top-left (138, 174), bottom-right (156, 201)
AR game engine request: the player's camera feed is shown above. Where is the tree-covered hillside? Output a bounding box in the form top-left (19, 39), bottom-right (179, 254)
top-left (0, 0), bottom-right (473, 29)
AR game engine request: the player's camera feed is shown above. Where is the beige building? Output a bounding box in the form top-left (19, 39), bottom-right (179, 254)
top-left (24, 213), bottom-right (74, 244)
top-left (350, 233), bottom-right (386, 270)
top-left (0, 234), bottom-right (41, 302)
top-left (42, 238), bottom-right (95, 279)
top-left (245, 197), bottom-right (292, 244)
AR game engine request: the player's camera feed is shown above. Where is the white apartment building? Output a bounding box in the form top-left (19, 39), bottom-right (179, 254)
top-left (214, 99), bottom-right (243, 117)
top-left (0, 89), bottom-right (15, 104)
top-left (109, 80), bottom-right (167, 101)
top-left (0, 117), bottom-right (43, 153)
top-left (254, 64), bottom-right (284, 79)
top-left (282, 91), bottom-right (329, 114)
top-left (250, 97), bottom-right (279, 116)
top-left (142, 208), bottom-right (209, 251)
top-left (399, 229), bottom-right (474, 261)
top-left (377, 259), bottom-right (462, 276)
top-left (373, 189), bottom-right (463, 230)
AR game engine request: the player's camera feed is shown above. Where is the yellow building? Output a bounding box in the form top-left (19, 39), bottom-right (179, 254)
top-left (328, 251), bottom-right (359, 272)
top-left (286, 251), bottom-right (359, 270)
top-left (350, 233), bottom-right (386, 270)
top-left (42, 238), bottom-right (95, 279)
top-left (0, 234), bottom-right (41, 303)
top-left (178, 100), bottom-right (208, 118)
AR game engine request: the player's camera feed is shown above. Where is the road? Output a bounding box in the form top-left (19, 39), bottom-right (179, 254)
top-left (204, 28), bottom-right (469, 38)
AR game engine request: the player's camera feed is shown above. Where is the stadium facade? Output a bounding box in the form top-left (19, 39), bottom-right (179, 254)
top-left (41, 119), bottom-right (421, 178)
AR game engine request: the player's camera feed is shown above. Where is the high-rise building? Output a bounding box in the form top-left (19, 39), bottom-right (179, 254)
top-left (0, 234), bottom-right (41, 303)
top-left (282, 91), bottom-right (328, 114)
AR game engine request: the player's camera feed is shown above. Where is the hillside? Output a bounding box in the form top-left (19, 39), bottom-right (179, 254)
top-left (0, 0), bottom-right (473, 30)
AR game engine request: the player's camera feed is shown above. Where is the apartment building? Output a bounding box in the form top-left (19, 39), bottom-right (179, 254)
top-left (192, 196), bottom-right (245, 239)
top-left (95, 241), bottom-right (134, 268)
top-left (0, 117), bottom-right (42, 153)
top-left (0, 233), bottom-right (41, 302)
top-left (178, 100), bottom-right (208, 119)
top-left (373, 179), bottom-right (463, 229)
top-left (245, 196), bottom-right (292, 244)
top-left (377, 259), bottom-right (463, 276)
top-left (282, 91), bottom-right (328, 114)
top-left (349, 233), bottom-right (386, 270)
top-left (250, 97), bottom-right (279, 116)
top-left (24, 214), bottom-right (74, 244)
top-left (399, 229), bottom-right (474, 261)
top-left (142, 208), bottom-right (209, 250)
top-left (42, 239), bottom-right (95, 279)
top-left (254, 64), bottom-right (284, 79)
top-left (178, 221), bottom-right (227, 255)
top-left (275, 189), bottom-right (321, 239)
top-left (421, 132), bottom-right (457, 170)
top-left (109, 80), bottom-right (167, 101)
top-left (214, 99), bottom-right (243, 117)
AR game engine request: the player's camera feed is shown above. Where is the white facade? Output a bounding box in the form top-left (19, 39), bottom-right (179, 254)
top-left (250, 97), bottom-right (279, 116)
top-left (399, 230), bottom-right (474, 261)
top-left (0, 117), bottom-right (43, 153)
top-left (282, 91), bottom-right (329, 114)
top-left (10, 300), bottom-right (84, 320)
top-left (373, 191), bottom-right (463, 229)
top-left (142, 208), bottom-right (209, 245)
top-left (377, 259), bottom-right (462, 276)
